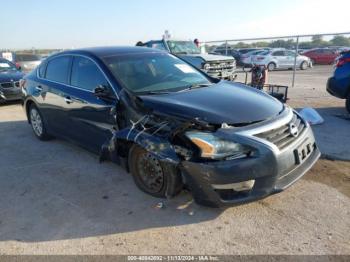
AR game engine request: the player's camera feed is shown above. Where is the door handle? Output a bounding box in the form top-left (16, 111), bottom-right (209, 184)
top-left (64, 96), bottom-right (73, 104)
top-left (35, 85), bottom-right (43, 92)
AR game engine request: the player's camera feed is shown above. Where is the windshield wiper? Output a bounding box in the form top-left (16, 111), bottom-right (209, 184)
top-left (141, 91), bottom-right (172, 95)
top-left (179, 83), bottom-right (212, 92)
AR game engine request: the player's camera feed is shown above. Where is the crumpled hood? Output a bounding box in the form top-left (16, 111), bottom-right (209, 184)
top-left (181, 53), bottom-right (234, 62)
top-left (0, 70), bottom-right (24, 82)
top-left (139, 81), bottom-right (283, 125)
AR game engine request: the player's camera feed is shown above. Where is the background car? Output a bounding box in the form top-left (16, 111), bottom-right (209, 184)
top-left (302, 48), bottom-right (339, 65)
top-left (0, 58), bottom-right (24, 103)
top-left (13, 53), bottom-right (42, 72)
top-left (252, 49), bottom-right (312, 71)
top-left (240, 49), bottom-right (266, 67)
top-left (140, 39), bottom-right (237, 80)
top-left (327, 50), bottom-right (350, 113)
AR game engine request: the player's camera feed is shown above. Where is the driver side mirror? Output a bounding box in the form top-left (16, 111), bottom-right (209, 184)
top-left (93, 85), bottom-right (113, 99)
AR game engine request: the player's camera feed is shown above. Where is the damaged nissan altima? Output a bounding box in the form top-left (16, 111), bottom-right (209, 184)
top-left (22, 47), bottom-right (320, 207)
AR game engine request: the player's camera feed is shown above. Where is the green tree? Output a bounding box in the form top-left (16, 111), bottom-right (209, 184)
top-left (330, 35), bottom-right (350, 46)
top-left (311, 35), bottom-right (326, 47)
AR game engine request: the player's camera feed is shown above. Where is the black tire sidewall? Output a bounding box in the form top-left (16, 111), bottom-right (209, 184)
top-left (346, 95), bottom-right (350, 114)
top-left (301, 61), bottom-right (307, 70)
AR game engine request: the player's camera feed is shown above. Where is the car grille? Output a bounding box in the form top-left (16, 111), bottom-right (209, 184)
top-left (0, 81), bottom-right (20, 88)
top-left (255, 113), bottom-right (306, 150)
top-left (207, 61), bottom-right (235, 72)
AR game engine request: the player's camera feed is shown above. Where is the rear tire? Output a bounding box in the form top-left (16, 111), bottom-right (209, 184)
top-left (128, 145), bottom-right (182, 198)
top-left (29, 104), bottom-right (52, 141)
top-left (300, 61), bottom-right (308, 70)
top-left (346, 94), bottom-right (350, 114)
top-left (267, 62), bottom-right (276, 71)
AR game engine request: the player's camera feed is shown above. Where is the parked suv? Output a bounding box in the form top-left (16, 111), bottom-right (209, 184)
top-left (327, 50), bottom-right (350, 113)
top-left (22, 47), bottom-right (320, 207)
top-left (252, 49), bottom-right (312, 71)
top-left (140, 39), bottom-right (237, 80)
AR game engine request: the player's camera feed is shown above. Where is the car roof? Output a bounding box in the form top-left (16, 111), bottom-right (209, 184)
top-left (55, 46), bottom-right (164, 58)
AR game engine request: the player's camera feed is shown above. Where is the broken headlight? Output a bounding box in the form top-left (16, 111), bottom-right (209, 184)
top-left (185, 131), bottom-right (250, 160)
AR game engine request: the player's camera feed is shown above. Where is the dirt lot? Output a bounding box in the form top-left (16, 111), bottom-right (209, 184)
top-left (0, 66), bottom-right (349, 255)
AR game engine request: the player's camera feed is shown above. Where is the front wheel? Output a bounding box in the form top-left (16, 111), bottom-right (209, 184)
top-left (29, 104), bottom-right (52, 140)
top-left (346, 94), bottom-right (350, 114)
top-left (128, 145), bottom-right (182, 198)
top-left (300, 61), bottom-right (308, 70)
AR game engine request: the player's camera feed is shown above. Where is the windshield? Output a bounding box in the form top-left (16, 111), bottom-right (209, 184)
top-left (0, 60), bottom-right (17, 71)
top-left (167, 41), bottom-right (201, 54)
top-left (103, 52), bottom-right (211, 94)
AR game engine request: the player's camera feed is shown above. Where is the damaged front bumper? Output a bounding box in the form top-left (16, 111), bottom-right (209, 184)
top-left (179, 109), bottom-right (320, 207)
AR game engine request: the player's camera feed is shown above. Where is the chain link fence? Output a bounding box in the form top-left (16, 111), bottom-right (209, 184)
top-left (202, 32), bottom-right (350, 87)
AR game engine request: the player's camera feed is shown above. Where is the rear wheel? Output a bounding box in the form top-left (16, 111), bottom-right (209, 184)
top-left (346, 94), bottom-right (350, 114)
top-left (300, 61), bottom-right (308, 70)
top-left (29, 104), bottom-right (52, 140)
top-left (128, 145), bottom-right (182, 198)
top-left (267, 62), bottom-right (276, 71)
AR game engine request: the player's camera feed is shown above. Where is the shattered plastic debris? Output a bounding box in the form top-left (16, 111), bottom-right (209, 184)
top-left (188, 211), bottom-right (195, 216)
top-left (154, 202), bottom-right (165, 209)
top-left (299, 107), bottom-right (324, 125)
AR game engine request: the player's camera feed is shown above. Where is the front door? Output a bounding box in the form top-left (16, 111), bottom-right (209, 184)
top-left (64, 56), bottom-right (117, 153)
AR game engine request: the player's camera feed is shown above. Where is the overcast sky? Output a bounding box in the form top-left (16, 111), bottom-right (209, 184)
top-left (1, 0), bottom-right (349, 49)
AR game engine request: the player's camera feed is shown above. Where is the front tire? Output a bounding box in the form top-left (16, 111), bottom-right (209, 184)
top-left (128, 145), bottom-right (182, 198)
top-left (29, 104), bottom-right (51, 140)
top-left (267, 62), bottom-right (276, 71)
top-left (300, 61), bottom-right (308, 70)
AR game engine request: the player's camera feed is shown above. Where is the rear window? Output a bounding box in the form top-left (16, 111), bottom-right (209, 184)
top-left (45, 56), bottom-right (70, 84)
top-left (15, 54), bottom-right (41, 62)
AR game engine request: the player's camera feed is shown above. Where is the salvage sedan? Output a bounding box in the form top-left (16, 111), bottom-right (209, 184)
top-left (22, 47), bottom-right (320, 207)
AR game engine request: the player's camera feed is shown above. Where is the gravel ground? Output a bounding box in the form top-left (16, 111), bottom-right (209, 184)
top-left (0, 66), bottom-right (349, 255)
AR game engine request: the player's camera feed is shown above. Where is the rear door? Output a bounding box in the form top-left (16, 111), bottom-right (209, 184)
top-left (64, 55), bottom-right (117, 153)
top-left (38, 55), bottom-right (72, 137)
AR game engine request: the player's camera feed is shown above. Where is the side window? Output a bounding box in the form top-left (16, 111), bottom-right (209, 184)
top-left (151, 42), bottom-right (167, 51)
top-left (38, 63), bottom-right (46, 78)
top-left (45, 56), bottom-right (71, 83)
top-left (272, 51), bottom-right (285, 56)
top-left (71, 56), bottom-right (108, 91)
top-left (285, 51), bottom-right (295, 56)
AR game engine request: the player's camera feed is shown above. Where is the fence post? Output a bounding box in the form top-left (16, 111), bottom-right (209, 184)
top-left (292, 36), bottom-right (299, 87)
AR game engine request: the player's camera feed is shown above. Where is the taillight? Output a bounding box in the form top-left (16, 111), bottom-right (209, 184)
top-left (19, 79), bottom-right (26, 89)
top-left (336, 57), bottom-right (350, 67)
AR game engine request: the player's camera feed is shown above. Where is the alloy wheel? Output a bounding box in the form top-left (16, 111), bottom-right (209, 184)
top-left (30, 108), bottom-right (43, 137)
